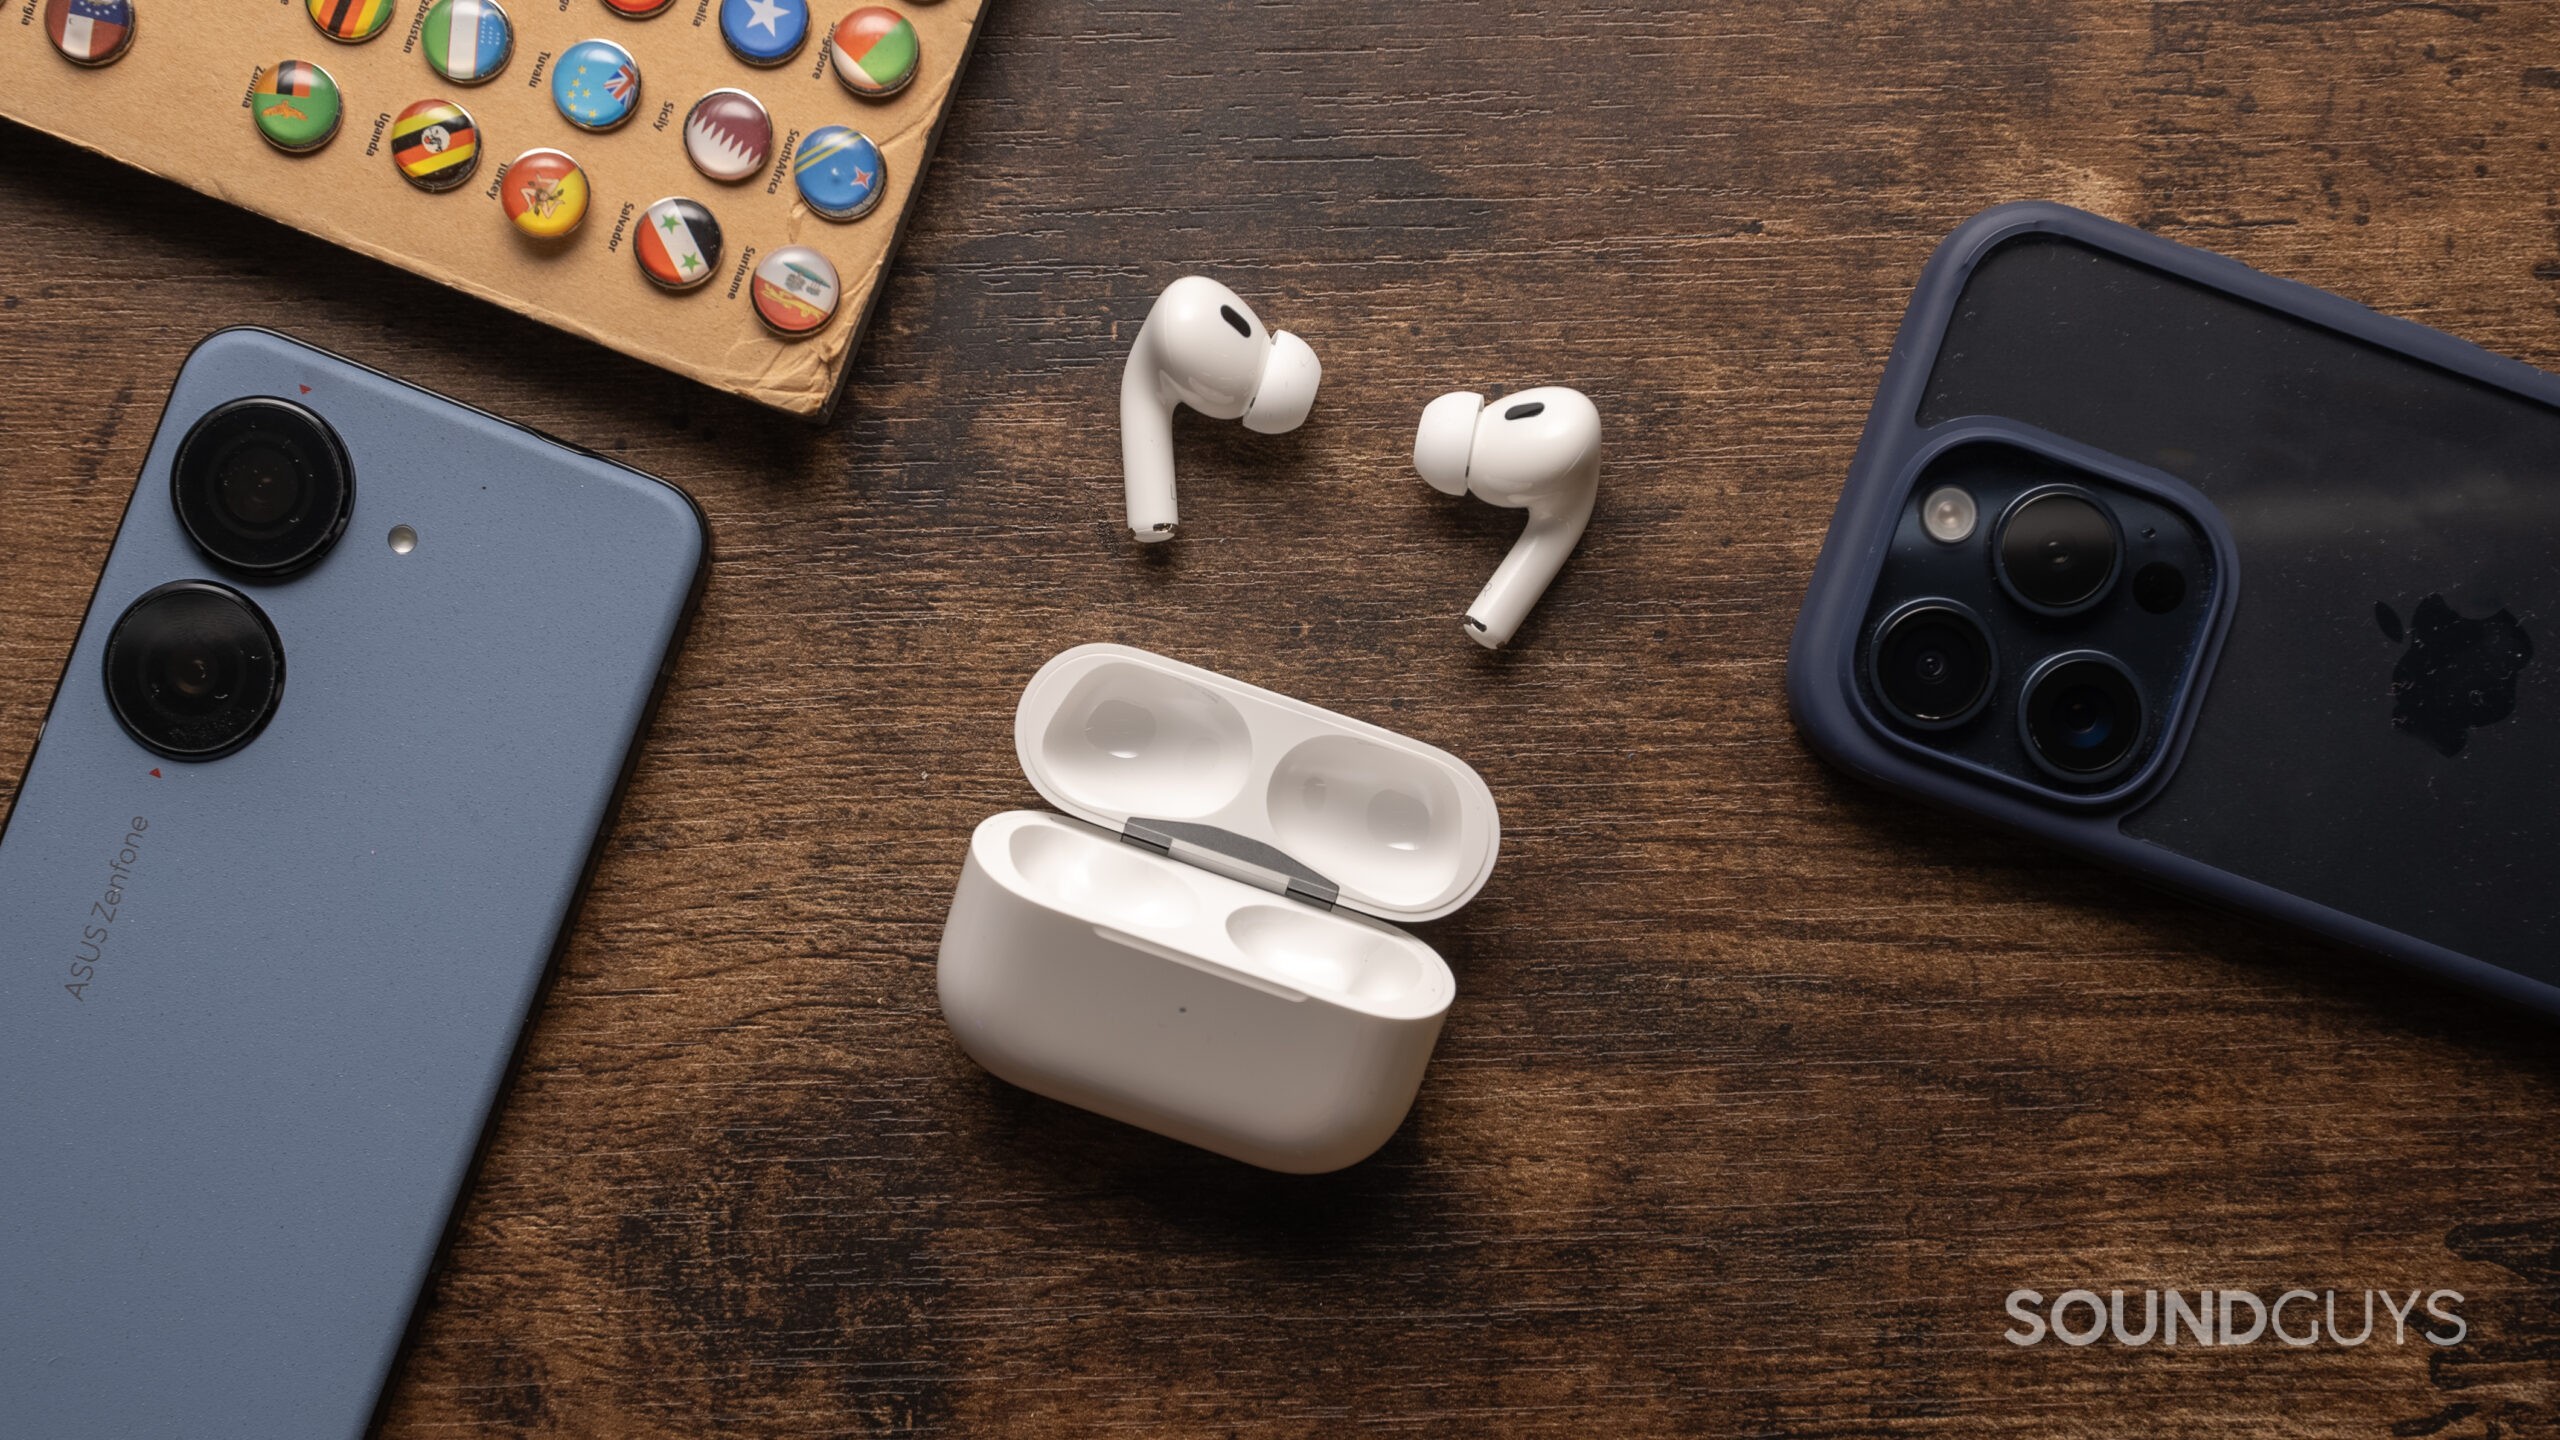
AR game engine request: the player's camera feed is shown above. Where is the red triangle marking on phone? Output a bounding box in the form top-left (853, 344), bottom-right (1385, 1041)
top-left (299, 385), bottom-right (312, 394)
top-left (149, 768), bottom-right (162, 778)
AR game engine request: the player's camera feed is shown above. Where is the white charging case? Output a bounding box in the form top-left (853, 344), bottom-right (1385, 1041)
top-left (936, 643), bottom-right (1502, 1173)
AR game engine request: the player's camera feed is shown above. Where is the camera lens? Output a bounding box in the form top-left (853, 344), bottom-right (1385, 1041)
top-left (1996, 486), bottom-right (2121, 615)
top-left (102, 581), bottom-right (285, 760)
top-left (2021, 652), bottom-right (2144, 782)
top-left (171, 398), bottom-right (353, 578)
top-left (1869, 600), bottom-right (1996, 729)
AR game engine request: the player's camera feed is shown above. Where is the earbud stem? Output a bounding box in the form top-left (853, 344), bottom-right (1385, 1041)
top-left (1120, 358), bottom-right (1179, 542)
top-left (1465, 466), bottom-right (1595, 648)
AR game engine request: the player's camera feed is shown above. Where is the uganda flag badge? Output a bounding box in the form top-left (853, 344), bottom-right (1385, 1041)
top-left (828, 7), bottom-right (918, 98)
top-left (253, 60), bottom-right (343, 154)
top-left (635, 197), bottom-right (724, 292)
top-left (502, 148), bottom-right (590, 239)
top-left (305, 0), bottom-right (395, 43)
top-left (391, 100), bottom-right (481, 192)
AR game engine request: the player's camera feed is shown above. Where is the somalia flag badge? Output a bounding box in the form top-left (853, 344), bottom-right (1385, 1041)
top-left (634, 198), bottom-right (723, 292)
top-left (719, 0), bottom-right (808, 67)
top-left (423, 0), bottom-right (513, 85)
top-left (44, 0), bottom-right (135, 67)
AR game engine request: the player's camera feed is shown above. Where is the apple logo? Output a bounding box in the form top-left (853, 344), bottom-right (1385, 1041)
top-left (2374, 594), bottom-right (2534, 756)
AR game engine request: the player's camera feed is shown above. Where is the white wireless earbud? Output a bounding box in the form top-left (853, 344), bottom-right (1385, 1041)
top-left (1413, 386), bottom-right (1601, 648)
top-left (1119, 276), bottom-right (1322, 542)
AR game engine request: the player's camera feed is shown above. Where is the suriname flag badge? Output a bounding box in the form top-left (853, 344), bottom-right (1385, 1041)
top-left (635, 198), bottom-right (724, 292)
top-left (422, 0), bottom-right (514, 85)
top-left (253, 60), bottom-right (343, 153)
top-left (306, 0), bottom-right (395, 43)
top-left (828, 7), bottom-right (918, 97)
top-left (391, 100), bottom-right (481, 192)
top-left (751, 246), bottom-right (840, 339)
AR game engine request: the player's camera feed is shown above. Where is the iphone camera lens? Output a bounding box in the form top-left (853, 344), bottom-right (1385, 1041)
top-left (1870, 600), bottom-right (1996, 730)
top-left (2021, 652), bottom-right (2144, 782)
top-left (1996, 486), bottom-right (2122, 615)
top-left (171, 398), bottom-right (354, 578)
top-left (102, 581), bottom-right (285, 761)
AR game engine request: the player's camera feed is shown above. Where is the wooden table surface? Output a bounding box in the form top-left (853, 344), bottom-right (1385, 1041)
top-left (5, 2), bottom-right (2558, 1435)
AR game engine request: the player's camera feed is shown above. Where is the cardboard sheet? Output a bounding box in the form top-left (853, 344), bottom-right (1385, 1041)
top-left (1, 0), bottom-right (984, 417)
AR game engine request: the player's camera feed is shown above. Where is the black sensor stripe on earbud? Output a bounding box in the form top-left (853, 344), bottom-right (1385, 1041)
top-left (1219, 305), bottom-right (1251, 337)
top-left (1504, 401), bottom-right (1545, 420)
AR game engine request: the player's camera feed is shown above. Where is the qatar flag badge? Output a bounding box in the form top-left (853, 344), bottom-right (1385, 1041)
top-left (683, 89), bottom-right (772, 184)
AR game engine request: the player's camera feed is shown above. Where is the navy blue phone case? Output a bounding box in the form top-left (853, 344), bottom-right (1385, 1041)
top-left (0, 329), bottom-right (708, 1436)
top-left (1789, 203), bottom-right (2560, 1017)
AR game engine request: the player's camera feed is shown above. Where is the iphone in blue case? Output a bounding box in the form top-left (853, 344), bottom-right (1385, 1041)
top-left (0, 329), bottom-right (708, 1436)
top-left (1789, 203), bottom-right (2559, 1016)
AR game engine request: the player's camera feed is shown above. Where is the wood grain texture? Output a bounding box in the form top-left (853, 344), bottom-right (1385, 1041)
top-left (4, 1), bottom-right (2559, 1434)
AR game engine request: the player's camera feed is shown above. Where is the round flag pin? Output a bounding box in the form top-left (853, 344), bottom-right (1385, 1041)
top-left (600, 0), bottom-right (675, 16)
top-left (422, 0), bottom-right (512, 85)
top-left (305, 0), bottom-right (395, 43)
top-left (253, 60), bottom-right (344, 154)
top-left (719, 0), bottom-right (808, 67)
top-left (44, 0), bottom-right (137, 68)
top-left (791, 126), bottom-right (886, 222)
top-left (752, 246), bottom-right (841, 339)
top-left (635, 198), bottom-right (724, 292)
top-left (828, 7), bottom-right (918, 98)
top-left (552, 38), bottom-right (640, 132)
top-left (391, 99), bottom-right (481, 192)
top-left (502, 148), bottom-right (590, 238)
top-left (683, 89), bottom-right (772, 184)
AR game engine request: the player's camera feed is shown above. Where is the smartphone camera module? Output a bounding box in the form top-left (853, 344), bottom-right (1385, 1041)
top-left (103, 581), bottom-right (285, 761)
top-left (1995, 485), bottom-right (2121, 616)
top-left (2021, 651), bottom-right (2144, 782)
top-left (1869, 599), bottom-right (1996, 730)
top-left (171, 398), bottom-right (355, 579)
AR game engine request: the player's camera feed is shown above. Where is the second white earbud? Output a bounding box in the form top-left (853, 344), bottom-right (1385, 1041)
top-left (1413, 386), bottom-right (1601, 648)
top-left (1119, 276), bottom-right (1322, 543)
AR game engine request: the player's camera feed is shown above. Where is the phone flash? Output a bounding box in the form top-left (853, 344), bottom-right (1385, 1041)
top-left (1922, 486), bottom-right (1977, 543)
top-left (387, 525), bottom-right (418, 555)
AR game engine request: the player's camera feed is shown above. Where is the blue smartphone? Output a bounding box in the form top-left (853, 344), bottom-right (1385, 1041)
top-left (0, 329), bottom-right (708, 1435)
top-left (1789, 203), bottom-right (2560, 1017)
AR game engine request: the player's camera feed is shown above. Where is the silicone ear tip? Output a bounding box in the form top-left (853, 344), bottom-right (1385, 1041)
top-left (1413, 391), bottom-right (1483, 496)
top-left (1242, 331), bottom-right (1321, 434)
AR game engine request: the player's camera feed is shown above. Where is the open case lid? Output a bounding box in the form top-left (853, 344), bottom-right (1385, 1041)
top-left (1014, 645), bottom-right (1502, 924)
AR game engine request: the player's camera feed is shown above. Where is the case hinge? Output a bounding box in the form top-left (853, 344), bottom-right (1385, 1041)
top-left (1120, 818), bottom-right (1340, 911)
